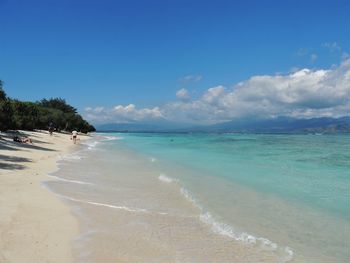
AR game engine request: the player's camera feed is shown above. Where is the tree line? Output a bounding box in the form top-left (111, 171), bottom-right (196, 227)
top-left (0, 80), bottom-right (95, 133)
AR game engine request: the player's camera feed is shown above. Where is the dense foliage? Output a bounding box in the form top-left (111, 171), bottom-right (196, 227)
top-left (0, 82), bottom-right (95, 133)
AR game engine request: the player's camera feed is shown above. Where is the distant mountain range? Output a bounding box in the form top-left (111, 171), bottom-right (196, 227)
top-left (96, 117), bottom-right (350, 133)
top-left (207, 116), bottom-right (350, 133)
top-left (96, 121), bottom-right (192, 132)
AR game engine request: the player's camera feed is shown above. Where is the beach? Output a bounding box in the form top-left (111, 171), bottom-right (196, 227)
top-left (2, 1), bottom-right (349, 262)
top-left (0, 131), bottom-right (87, 263)
top-left (48, 135), bottom-right (286, 263)
top-left (47, 133), bottom-right (348, 263)
top-left (1, 132), bottom-right (349, 263)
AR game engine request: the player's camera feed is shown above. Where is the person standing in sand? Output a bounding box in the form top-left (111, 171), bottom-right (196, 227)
top-left (48, 122), bottom-right (54, 136)
top-left (71, 130), bottom-right (78, 144)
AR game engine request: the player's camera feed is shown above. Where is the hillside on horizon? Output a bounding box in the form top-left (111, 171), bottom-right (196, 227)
top-left (96, 116), bottom-right (350, 133)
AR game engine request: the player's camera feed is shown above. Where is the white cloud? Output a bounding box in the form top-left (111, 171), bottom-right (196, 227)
top-left (180, 75), bottom-right (203, 82)
top-left (84, 59), bottom-right (350, 125)
top-left (85, 104), bottom-right (163, 124)
top-left (176, 88), bottom-right (190, 100)
top-left (163, 59), bottom-right (350, 123)
top-left (202, 86), bottom-right (225, 105)
top-left (322, 42), bottom-right (342, 52)
top-left (296, 49), bottom-right (318, 63)
top-left (342, 52), bottom-right (350, 60)
top-left (85, 106), bottom-right (105, 113)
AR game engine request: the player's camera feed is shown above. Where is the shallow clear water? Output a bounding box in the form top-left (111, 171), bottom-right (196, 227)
top-left (48, 133), bottom-right (350, 262)
top-left (115, 133), bottom-right (350, 218)
top-left (107, 133), bottom-right (350, 262)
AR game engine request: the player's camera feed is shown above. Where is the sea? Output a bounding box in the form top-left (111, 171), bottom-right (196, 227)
top-left (46, 133), bottom-right (350, 263)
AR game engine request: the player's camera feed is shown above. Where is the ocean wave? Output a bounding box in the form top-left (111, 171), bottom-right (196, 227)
top-left (48, 175), bottom-right (94, 185)
top-left (180, 187), bottom-right (294, 262)
top-left (283, 247), bottom-right (294, 263)
top-left (158, 174), bottom-right (178, 183)
top-left (86, 141), bottom-right (99, 150)
top-left (102, 136), bottom-right (123, 141)
top-left (60, 195), bottom-right (148, 213)
top-left (180, 187), bottom-right (199, 207)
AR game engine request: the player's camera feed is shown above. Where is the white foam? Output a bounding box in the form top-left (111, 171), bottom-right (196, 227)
top-left (102, 136), bottom-right (123, 141)
top-left (84, 136), bottom-right (122, 150)
top-left (180, 187), bottom-right (199, 207)
top-left (179, 187), bottom-right (293, 262)
top-left (61, 195), bottom-right (148, 213)
top-left (58, 153), bottom-right (83, 161)
top-left (283, 247), bottom-right (294, 262)
top-left (199, 211), bottom-right (293, 261)
top-left (48, 175), bottom-right (94, 185)
top-left (150, 157), bottom-right (157, 162)
top-left (158, 174), bottom-right (177, 183)
top-left (157, 212), bottom-right (169, 215)
top-left (86, 141), bottom-right (99, 150)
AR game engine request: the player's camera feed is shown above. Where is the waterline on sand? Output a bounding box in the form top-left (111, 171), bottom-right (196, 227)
top-left (48, 175), bottom-right (94, 186)
top-left (156, 171), bottom-right (294, 261)
top-left (44, 133), bottom-right (350, 262)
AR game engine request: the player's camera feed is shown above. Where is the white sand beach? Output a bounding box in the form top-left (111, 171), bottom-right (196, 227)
top-left (0, 130), bottom-right (87, 263)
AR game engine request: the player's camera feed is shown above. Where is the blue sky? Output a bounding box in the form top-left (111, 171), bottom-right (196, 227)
top-left (1, 0), bottom-right (350, 124)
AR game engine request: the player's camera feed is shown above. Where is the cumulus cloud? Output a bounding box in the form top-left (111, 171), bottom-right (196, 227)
top-left (164, 59), bottom-right (350, 123)
top-left (85, 106), bottom-right (104, 113)
top-left (176, 88), bottom-right (190, 100)
top-left (85, 104), bottom-right (163, 124)
top-left (84, 59), bottom-right (350, 124)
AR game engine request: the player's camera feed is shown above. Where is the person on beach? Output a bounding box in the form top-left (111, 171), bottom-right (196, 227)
top-left (13, 136), bottom-right (32, 144)
top-left (71, 130), bottom-right (78, 144)
top-left (48, 122), bottom-right (54, 136)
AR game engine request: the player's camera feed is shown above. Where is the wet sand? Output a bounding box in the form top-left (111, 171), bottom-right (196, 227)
top-left (48, 140), bottom-right (288, 263)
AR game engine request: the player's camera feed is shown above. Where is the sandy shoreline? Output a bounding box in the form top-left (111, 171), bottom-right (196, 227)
top-left (0, 130), bottom-right (88, 263)
top-left (49, 136), bottom-right (292, 263)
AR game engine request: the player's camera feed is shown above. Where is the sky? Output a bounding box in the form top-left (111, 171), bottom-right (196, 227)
top-left (1, 0), bottom-right (350, 125)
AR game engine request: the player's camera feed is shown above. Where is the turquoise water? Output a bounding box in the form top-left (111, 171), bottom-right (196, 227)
top-left (113, 133), bottom-right (350, 218)
top-left (102, 132), bottom-right (350, 262)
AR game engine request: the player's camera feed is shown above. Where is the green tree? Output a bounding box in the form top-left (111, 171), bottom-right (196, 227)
top-left (0, 80), bottom-right (6, 100)
top-left (0, 100), bottom-right (13, 131)
top-left (38, 98), bottom-right (77, 114)
top-left (11, 100), bottom-right (39, 130)
top-left (0, 83), bottom-right (95, 132)
top-left (0, 80), bottom-right (13, 131)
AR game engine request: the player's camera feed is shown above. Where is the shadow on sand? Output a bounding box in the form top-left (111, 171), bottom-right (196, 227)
top-left (0, 154), bottom-right (31, 171)
top-left (0, 131), bottom-right (56, 171)
top-left (0, 162), bottom-right (26, 170)
top-left (0, 154), bottom-right (31, 163)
